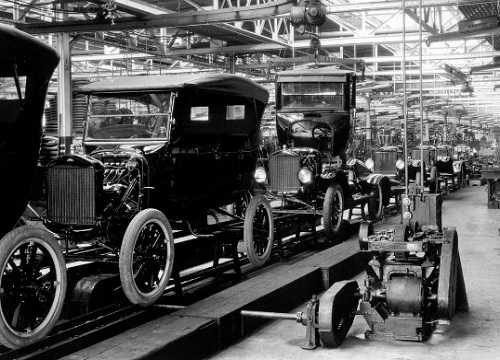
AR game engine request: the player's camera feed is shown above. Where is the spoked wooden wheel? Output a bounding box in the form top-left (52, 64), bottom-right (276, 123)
top-left (323, 184), bottom-right (345, 240)
top-left (0, 226), bottom-right (66, 349)
top-left (243, 195), bottom-right (274, 267)
top-left (119, 209), bottom-right (175, 307)
top-left (368, 182), bottom-right (384, 221)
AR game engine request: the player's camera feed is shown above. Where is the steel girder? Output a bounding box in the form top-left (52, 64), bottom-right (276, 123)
top-left (16, 0), bottom-right (294, 34)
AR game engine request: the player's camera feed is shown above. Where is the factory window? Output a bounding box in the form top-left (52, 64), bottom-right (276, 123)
top-left (226, 105), bottom-right (245, 120)
top-left (0, 76), bottom-right (26, 101)
top-left (190, 106), bottom-right (209, 122)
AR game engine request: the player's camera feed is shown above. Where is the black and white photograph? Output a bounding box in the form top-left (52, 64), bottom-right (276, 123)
top-left (0, 0), bottom-right (497, 358)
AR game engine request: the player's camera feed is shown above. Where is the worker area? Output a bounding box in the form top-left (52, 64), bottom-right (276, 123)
top-left (0, 0), bottom-right (499, 359)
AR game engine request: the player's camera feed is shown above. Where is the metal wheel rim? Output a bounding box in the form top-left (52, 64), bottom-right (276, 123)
top-left (373, 183), bottom-right (383, 218)
top-left (330, 189), bottom-right (343, 230)
top-left (130, 218), bottom-right (171, 297)
top-left (0, 237), bottom-right (63, 338)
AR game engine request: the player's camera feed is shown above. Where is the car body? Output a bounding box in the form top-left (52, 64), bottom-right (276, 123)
top-left (49, 74), bottom-right (268, 228)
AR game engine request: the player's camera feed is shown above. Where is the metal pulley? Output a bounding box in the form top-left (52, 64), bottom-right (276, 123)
top-left (289, 0), bottom-right (327, 28)
top-left (241, 280), bottom-right (360, 350)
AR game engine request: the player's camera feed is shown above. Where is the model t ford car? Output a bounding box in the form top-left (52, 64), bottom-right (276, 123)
top-left (252, 67), bottom-right (390, 265)
top-left (0, 70), bottom-right (269, 348)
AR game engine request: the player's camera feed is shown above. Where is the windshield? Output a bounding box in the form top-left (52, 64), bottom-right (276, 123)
top-left (437, 148), bottom-right (450, 156)
top-left (280, 82), bottom-right (344, 110)
top-left (85, 92), bottom-right (174, 142)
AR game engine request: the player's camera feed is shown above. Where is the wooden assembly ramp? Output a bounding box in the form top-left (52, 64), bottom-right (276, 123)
top-left (61, 238), bottom-right (368, 360)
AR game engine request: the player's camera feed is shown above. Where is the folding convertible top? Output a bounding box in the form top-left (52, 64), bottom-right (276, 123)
top-left (78, 73), bottom-right (269, 104)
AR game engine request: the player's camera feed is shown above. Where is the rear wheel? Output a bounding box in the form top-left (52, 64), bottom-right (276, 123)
top-left (323, 184), bottom-right (345, 240)
top-left (0, 226), bottom-right (66, 349)
top-left (243, 195), bottom-right (274, 267)
top-left (119, 209), bottom-right (175, 307)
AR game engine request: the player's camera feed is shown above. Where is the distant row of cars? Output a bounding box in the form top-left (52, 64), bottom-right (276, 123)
top-left (364, 144), bottom-right (468, 194)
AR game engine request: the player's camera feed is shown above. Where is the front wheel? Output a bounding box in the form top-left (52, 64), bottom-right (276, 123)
top-left (119, 209), bottom-right (175, 307)
top-left (0, 226), bottom-right (67, 349)
top-left (323, 184), bottom-right (345, 241)
top-left (367, 182), bottom-right (384, 221)
top-left (243, 195), bottom-right (274, 268)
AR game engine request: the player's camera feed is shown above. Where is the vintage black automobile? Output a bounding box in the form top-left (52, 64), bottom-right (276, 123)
top-left (0, 71), bottom-right (270, 348)
top-left (364, 146), bottom-right (406, 204)
top-left (436, 144), bottom-right (466, 189)
top-left (253, 67), bottom-right (390, 265)
top-left (365, 145), bottom-right (405, 180)
top-left (410, 144), bottom-right (465, 192)
top-left (0, 25), bottom-right (62, 349)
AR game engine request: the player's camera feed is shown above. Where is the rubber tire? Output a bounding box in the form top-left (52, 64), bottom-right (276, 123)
top-left (0, 225), bottom-right (67, 349)
top-left (119, 209), bottom-right (175, 307)
top-left (367, 182), bottom-right (384, 221)
top-left (243, 195), bottom-right (274, 268)
top-left (323, 184), bottom-right (345, 240)
top-left (358, 222), bottom-right (373, 241)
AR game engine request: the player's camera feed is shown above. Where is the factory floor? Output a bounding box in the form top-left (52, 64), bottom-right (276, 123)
top-left (207, 185), bottom-right (500, 360)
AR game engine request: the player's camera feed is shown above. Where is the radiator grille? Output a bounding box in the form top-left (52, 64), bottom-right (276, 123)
top-left (374, 152), bottom-right (397, 173)
top-left (268, 153), bottom-right (300, 193)
top-left (47, 165), bottom-right (96, 226)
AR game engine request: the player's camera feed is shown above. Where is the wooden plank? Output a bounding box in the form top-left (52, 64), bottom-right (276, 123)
top-left (455, 251), bottom-right (469, 313)
top-left (176, 239), bottom-right (359, 319)
top-left (413, 193), bottom-right (442, 230)
top-left (437, 228), bottom-right (458, 319)
top-left (61, 315), bottom-right (218, 360)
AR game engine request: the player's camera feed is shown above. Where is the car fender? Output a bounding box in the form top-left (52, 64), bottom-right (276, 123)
top-left (321, 170), bottom-right (348, 191)
top-left (363, 173), bottom-right (391, 206)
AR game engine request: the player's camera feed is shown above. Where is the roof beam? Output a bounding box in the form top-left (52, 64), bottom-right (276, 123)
top-left (354, 51), bottom-right (500, 63)
top-left (325, 0), bottom-right (493, 14)
top-left (105, 33), bottom-right (423, 57)
top-left (17, 0), bottom-right (293, 34)
top-left (405, 9), bottom-right (437, 35)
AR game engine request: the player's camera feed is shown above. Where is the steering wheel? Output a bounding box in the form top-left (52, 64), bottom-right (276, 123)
top-left (311, 124), bottom-right (331, 140)
top-left (291, 121), bottom-right (307, 134)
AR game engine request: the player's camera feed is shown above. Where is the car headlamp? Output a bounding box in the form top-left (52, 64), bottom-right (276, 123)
top-left (298, 167), bottom-right (313, 184)
top-left (396, 159), bottom-right (405, 170)
top-left (254, 166), bottom-right (267, 183)
top-left (365, 158), bottom-right (374, 171)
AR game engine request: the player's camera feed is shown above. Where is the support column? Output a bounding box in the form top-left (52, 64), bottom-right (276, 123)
top-left (57, 32), bottom-right (72, 154)
top-left (366, 95), bottom-right (371, 142)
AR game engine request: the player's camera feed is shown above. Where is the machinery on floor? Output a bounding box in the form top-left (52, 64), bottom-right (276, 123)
top-left (241, 189), bottom-right (468, 348)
